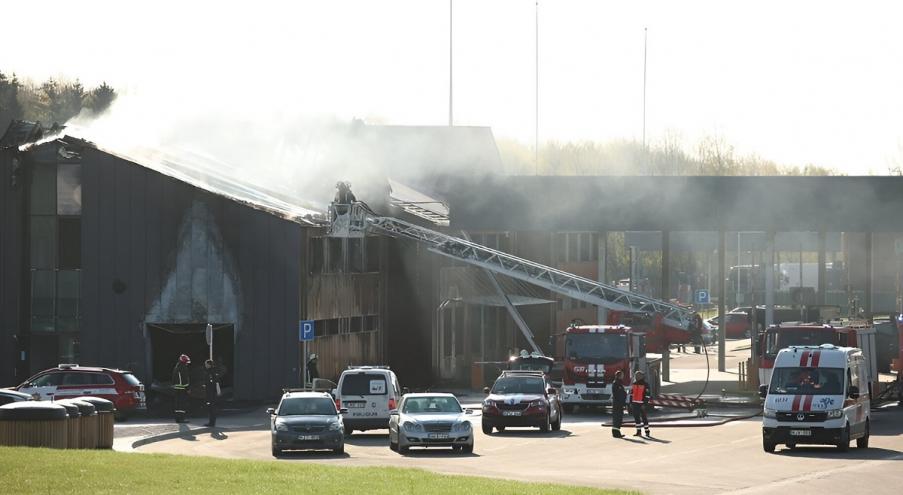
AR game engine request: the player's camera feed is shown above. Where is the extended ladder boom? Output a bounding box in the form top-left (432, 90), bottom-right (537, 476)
top-left (329, 202), bottom-right (695, 332)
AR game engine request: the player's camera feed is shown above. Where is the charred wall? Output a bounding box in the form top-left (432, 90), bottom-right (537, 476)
top-left (0, 148), bottom-right (26, 386)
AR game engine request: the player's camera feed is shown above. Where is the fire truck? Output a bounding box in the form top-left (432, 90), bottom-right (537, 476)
top-left (553, 323), bottom-right (658, 412)
top-left (757, 322), bottom-right (878, 398)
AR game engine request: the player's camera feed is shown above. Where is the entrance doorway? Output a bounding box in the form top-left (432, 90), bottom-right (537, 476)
top-left (147, 323), bottom-right (234, 399)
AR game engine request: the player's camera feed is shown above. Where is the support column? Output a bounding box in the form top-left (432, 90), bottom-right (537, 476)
top-left (661, 231), bottom-right (671, 382)
top-left (718, 230), bottom-right (726, 372)
top-left (597, 231), bottom-right (608, 325)
top-left (866, 232), bottom-right (873, 317)
top-left (765, 231), bottom-right (775, 327)
top-left (818, 231), bottom-right (827, 305)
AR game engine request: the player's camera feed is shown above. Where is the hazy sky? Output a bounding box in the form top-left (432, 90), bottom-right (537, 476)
top-left (2, 0), bottom-right (902, 174)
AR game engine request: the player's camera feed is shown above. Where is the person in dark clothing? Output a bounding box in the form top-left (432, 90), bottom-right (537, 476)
top-left (630, 370), bottom-right (651, 437)
top-left (172, 354), bottom-right (191, 423)
top-left (307, 353), bottom-right (320, 385)
top-left (691, 314), bottom-right (704, 354)
top-left (203, 359), bottom-right (220, 427)
top-left (610, 370), bottom-right (627, 438)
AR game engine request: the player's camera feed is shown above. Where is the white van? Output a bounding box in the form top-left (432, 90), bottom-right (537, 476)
top-left (760, 344), bottom-right (870, 453)
top-left (334, 366), bottom-right (402, 435)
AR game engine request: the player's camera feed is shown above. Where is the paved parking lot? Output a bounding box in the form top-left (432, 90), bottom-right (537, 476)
top-left (137, 405), bottom-right (903, 494)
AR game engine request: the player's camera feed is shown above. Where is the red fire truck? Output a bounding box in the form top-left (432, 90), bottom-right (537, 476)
top-left (605, 310), bottom-right (694, 353)
top-left (552, 323), bottom-right (660, 412)
top-left (758, 322), bottom-right (878, 397)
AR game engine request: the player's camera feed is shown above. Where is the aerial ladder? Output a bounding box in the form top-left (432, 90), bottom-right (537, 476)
top-left (328, 199), bottom-right (699, 350)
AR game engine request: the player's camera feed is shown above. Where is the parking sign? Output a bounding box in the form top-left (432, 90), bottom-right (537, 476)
top-left (299, 320), bottom-right (315, 342)
top-left (695, 289), bottom-right (710, 304)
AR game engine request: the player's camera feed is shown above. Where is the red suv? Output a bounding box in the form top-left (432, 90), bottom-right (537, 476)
top-left (16, 364), bottom-right (146, 417)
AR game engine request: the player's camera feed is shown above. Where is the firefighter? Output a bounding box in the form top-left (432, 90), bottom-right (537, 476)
top-left (172, 354), bottom-right (191, 423)
top-left (630, 370), bottom-right (651, 437)
top-left (610, 369), bottom-right (627, 438)
top-left (203, 359), bottom-right (220, 427)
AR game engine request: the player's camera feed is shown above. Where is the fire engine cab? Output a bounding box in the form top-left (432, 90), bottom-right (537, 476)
top-left (553, 324), bottom-right (659, 412)
top-left (761, 344), bottom-right (870, 452)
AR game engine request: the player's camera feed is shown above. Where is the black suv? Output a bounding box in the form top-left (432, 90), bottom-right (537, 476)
top-left (481, 370), bottom-right (562, 434)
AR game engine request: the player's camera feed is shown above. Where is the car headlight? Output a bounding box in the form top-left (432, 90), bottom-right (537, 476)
top-left (452, 421), bottom-right (472, 432)
top-left (529, 400), bottom-right (545, 409)
top-left (827, 409), bottom-right (844, 418)
top-left (328, 419), bottom-right (344, 431)
top-left (275, 421), bottom-right (289, 431)
top-left (403, 421), bottom-right (423, 432)
top-left (763, 408), bottom-right (777, 419)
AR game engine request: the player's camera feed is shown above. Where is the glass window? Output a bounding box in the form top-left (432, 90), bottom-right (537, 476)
top-left (348, 238), bottom-right (364, 273)
top-left (30, 216), bottom-right (56, 269)
top-left (91, 373), bottom-right (114, 385)
top-left (278, 397), bottom-right (338, 416)
top-left (62, 372), bottom-right (93, 386)
top-left (57, 271), bottom-right (79, 317)
top-left (365, 237), bottom-right (380, 272)
top-left (768, 367), bottom-right (844, 395)
top-left (327, 238), bottom-right (344, 273)
top-left (565, 333), bottom-right (628, 363)
top-left (308, 237), bottom-right (324, 274)
top-left (580, 234), bottom-right (591, 262)
top-left (340, 374), bottom-right (387, 395)
top-left (122, 373), bottom-right (141, 386)
top-left (491, 376), bottom-right (545, 394)
top-left (403, 396), bottom-right (462, 414)
top-left (29, 164), bottom-right (56, 215)
top-left (58, 218), bottom-right (81, 269)
top-left (31, 270), bottom-right (55, 317)
top-left (30, 373), bottom-right (63, 387)
top-left (57, 164), bottom-right (82, 215)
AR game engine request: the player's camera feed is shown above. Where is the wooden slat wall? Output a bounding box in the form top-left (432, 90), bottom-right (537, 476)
top-left (307, 331), bottom-right (380, 382)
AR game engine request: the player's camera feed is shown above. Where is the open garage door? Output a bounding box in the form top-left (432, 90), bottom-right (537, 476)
top-left (147, 323), bottom-right (234, 399)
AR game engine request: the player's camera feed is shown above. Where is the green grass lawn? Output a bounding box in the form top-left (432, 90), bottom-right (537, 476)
top-left (0, 447), bottom-right (634, 495)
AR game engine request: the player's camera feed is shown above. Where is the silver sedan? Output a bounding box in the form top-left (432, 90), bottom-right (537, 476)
top-left (388, 393), bottom-right (474, 454)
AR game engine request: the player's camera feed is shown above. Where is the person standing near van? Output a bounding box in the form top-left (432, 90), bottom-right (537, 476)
top-left (630, 370), bottom-right (651, 437)
top-left (203, 359), bottom-right (220, 427)
top-left (610, 370), bottom-right (627, 438)
top-left (172, 354), bottom-right (191, 423)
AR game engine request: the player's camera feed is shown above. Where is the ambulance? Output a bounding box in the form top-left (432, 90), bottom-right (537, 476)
top-left (760, 344), bottom-right (870, 453)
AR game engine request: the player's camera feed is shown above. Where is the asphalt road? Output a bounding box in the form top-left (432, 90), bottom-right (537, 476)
top-left (138, 405), bottom-right (903, 494)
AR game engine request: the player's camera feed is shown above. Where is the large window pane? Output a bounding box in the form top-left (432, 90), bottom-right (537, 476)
top-left (29, 164), bottom-right (56, 215)
top-left (57, 270), bottom-right (79, 317)
top-left (57, 164), bottom-right (82, 215)
top-left (348, 238), bottom-right (364, 273)
top-left (365, 237), bottom-right (380, 272)
top-left (308, 237), bottom-right (324, 274)
top-left (31, 270), bottom-right (55, 316)
top-left (30, 216), bottom-right (56, 269)
top-left (327, 238), bottom-right (344, 273)
top-left (58, 218), bottom-right (81, 269)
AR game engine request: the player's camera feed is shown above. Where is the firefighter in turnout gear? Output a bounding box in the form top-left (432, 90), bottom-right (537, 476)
top-left (610, 369), bottom-right (627, 438)
top-left (631, 370), bottom-right (651, 437)
top-left (203, 359), bottom-right (220, 427)
top-left (172, 354), bottom-right (191, 423)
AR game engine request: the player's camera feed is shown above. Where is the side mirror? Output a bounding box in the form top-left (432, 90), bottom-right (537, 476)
top-left (758, 385), bottom-right (768, 398)
top-left (848, 385), bottom-right (859, 399)
top-left (483, 387), bottom-right (490, 395)
top-left (339, 408), bottom-right (348, 414)
top-left (547, 388), bottom-right (557, 395)
top-left (389, 409), bottom-right (399, 416)
top-left (266, 407), bottom-right (276, 415)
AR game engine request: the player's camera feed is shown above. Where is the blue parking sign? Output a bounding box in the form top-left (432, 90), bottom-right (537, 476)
top-left (299, 320), bottom-right (315, 342)
top-left (695, 290), bottom-right (710, 304)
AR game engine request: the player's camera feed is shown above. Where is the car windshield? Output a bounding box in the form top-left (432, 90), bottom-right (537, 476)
top-left (341, 373), bottom-right (388, 395)
top-left (768, 367), bottom-right (844, 395)
top-left (766, 329), bottom-right (834, 357)
top-left (565, 333), bottom-right (627, 363)
top-left (491, 376), bottom-right (545, 395)
top-left (278, 397), bottom-right (337, 416)
top-left (403, 396), bottom-right (462, 414)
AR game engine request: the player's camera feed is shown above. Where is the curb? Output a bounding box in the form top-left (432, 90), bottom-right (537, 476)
top-left (129, 424), bottom-right (268, 449)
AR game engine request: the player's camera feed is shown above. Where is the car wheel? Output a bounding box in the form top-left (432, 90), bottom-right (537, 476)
top-left (856, 421), bottom-right (869, 449)
top-left (272, 447), bottom-right (282, 458)
top-left (540, 414), bottom-right (550, 432)
top-left (481, 422), bottom-right (493, 435)
top-left (836, 425), bottom-right (850, 452)
top-left (333, 443), bottom-right (344, 455)
top-left (496, 426), bottom-right (505, 433)
top-left (552, 411), bottom-right (561, 431)
top-left (762, 439), bottom-right (775, 453)
top-left (344, 425), bottom-right (353, 436)
top-left (462, 443), bottom-right (473, 454)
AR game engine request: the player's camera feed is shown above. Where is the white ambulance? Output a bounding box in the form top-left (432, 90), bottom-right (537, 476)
top-left (760, 344), bottom-right (870, 453)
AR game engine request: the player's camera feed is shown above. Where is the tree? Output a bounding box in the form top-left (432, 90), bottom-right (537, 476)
top-left (84, 82), bottom-right (116, 115)
top-left (0, 71), bottom-right (23, 132)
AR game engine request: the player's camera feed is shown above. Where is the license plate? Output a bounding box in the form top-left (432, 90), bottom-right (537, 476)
top-left (502, 411), bottom-right (522, 416)
top-left (428, 433), bottom-right (449, 439)
top-left (789, 429), bottom-right (811, 437)
top-left (345, 402), bottom-right (365, 408)
top-left (298, 435), bottom-right (320, 440)
top-left (586, 388), bottom-right (603, 394)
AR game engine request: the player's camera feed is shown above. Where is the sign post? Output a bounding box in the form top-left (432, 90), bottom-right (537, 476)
top-left (299, 320), bottom-right (315, 389)
top-left (205, 323), bottom-right (213, 361)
